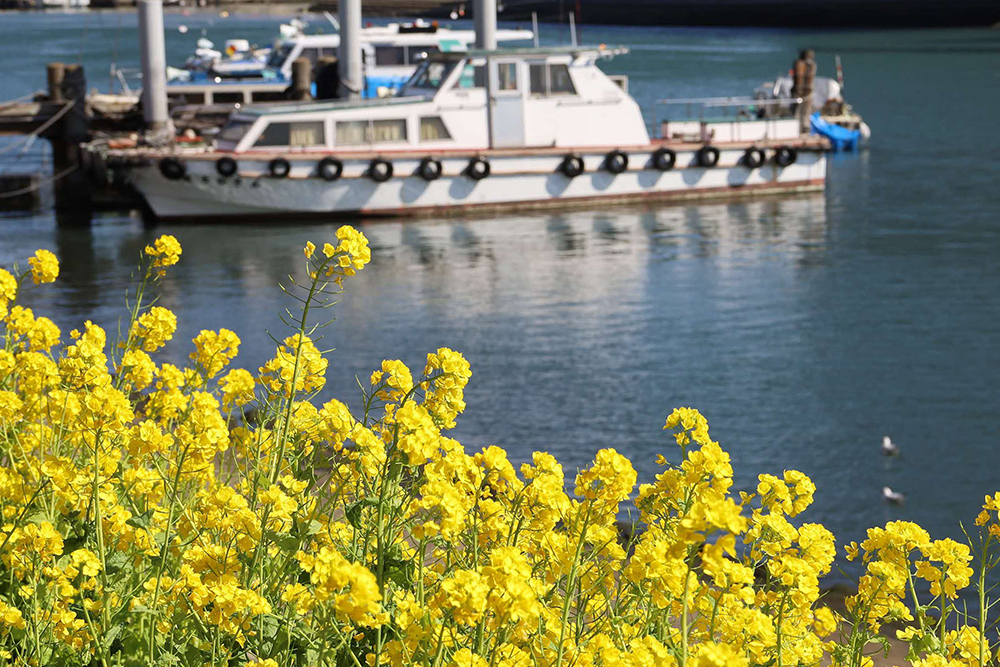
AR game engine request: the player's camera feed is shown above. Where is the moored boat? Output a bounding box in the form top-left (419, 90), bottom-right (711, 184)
top-left (92, 45), bottom-right (828, 222)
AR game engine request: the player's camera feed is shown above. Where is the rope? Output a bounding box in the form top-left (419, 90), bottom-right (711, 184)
top-left (0, 164), bottom-right (78, 200)
top-left (0, 90), bottom-right (45, 109)
top-left (0, 101), bottom-right (76, 156)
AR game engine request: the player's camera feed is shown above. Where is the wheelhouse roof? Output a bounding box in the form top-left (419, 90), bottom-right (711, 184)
top-left (236, 96), bottom-right (427, 118)
top-left (426, 44), bottom-right (629, 60)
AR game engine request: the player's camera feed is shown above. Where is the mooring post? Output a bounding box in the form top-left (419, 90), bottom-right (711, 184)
top-left (338, 0), bottom-right (363, 99)
top-left (475, 0), bottom-right (498, 50)
top-left (137, 0), bottom-right (171, 133)
top-left (51, 64), bottom-right (93, 225)
top-left (291, 58), bottom-right (313, 101)
top-left (315, 56), bottom-right (340, 100)
top-left (47, 62), bottom-right (66, 104)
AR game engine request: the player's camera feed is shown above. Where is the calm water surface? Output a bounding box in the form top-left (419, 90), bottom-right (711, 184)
top-left (2, 13), bottom-right (999, 553)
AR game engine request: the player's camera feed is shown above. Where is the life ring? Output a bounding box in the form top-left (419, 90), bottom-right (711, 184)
top-left (317, 157), bottom-right (343, 181)
top-left (216, 156), bottom-right (238, 178)
top-left (559, 155), bottom-right (585, 179)
top-left (466, 156), bottom-right (490, 180)
top-left (418, 157), bottom-right (443, 181)
top-left (774, 146), bottom-right (798, 167)
top-left (696, 146), bottom-right (720, 168)
top-left (159, 157), bottom-right (185, 180)
top-left (652, 147), bottom-right (676, 171)
top-left (369, 158), bottom-right (393, 182)
top-left (269, 157), bottom-right (291, 178)
top-left (742, 148), bottom-right (765, 169)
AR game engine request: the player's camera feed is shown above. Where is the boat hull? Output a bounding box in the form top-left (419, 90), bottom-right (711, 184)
top-left (115, 146), bottom-right (827, 222)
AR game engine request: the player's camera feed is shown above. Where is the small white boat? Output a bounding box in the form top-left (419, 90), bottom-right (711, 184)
top-left (95, 45), bottom-right (828, 221)
top-left (39, 0), bottom-right (90, 7)
top-left (167, 21), bottom-right (534, 106)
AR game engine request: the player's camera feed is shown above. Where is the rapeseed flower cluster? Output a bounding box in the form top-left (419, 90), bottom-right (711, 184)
top-left (1, 229), bottom-right (999, 667)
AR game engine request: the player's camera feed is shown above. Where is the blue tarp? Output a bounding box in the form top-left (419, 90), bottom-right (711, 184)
top-left (810, 112), bottom-right (861, 152)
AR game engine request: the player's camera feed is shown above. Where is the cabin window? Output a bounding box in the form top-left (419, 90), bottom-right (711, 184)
top-left (529, 64), bottom-right (545, 94)
top-left (375, 46), bottom-right (406, 66)
top-left (406, 45), bottom-right (439, 63)
top-left (408, 61), bottom-right (456, 90)
top-left (336, 119), bottom-right (408, 145)
top-left (455, 64), bottom-right (486, 89)
top-left (213, 91), bottom-right (245, 104)
top-left (549, 65), bottom-right (575, 94)
top-left (255, 121), bottom-right (326, 147)
top-left (497, 63), bottom-right (518, 91)
top-left (420, 116), bottom-right (451, 141)
top-left (372, 119), bottom-right (407, 143)
top-left (218, 118), bottom-right (254, 144)
top-left (252, 91), bottom-right (287, 102)
top-left (266, 43), bottom-right (294, 68)
top-left (336, 121), bottom-right (368, 146)
top-left (178, 92), bottom-right (205, 105)
top-left (528, 63), bottom-right (576, 96)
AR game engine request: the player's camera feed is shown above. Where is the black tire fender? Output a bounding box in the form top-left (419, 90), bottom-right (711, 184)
top-left (418, 157), bottom-right (443, 181)
top-left (216, 156), bottom-right (238, 178)
top-left (159, 157), bottom-right (186, 180)
top-left (604, 149), bottom-right (629, 174)
top-left (743, 147), bottom-right (765, 169)
top-left (369, 158), bottom-right (393, 182)
top-left (268, 157), bottom-right (291, 178)
top-left (774, 146), bottom-right (798, 167)
top-left (696, 145), bottom-right (720, 168)
top-left (559, 155), bottom-right (585, 178)
top-left (652, 147), bottom-right (676, 171)
top-left (317, 157), bottom-right (344, 181)
top-left (465, 156), bottom-right (490, 180)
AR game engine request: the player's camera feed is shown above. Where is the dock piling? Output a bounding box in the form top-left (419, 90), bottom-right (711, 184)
top-left (474, 0), bottom-right (498, 49)
top-left (51, 64), bottom-right (93, 225)
top-left (291, 58), bottom-right (314, 101)
top-left (137, 0), bottom-right (170, 133)
top-left (338, 0), bottom-right (363, 100)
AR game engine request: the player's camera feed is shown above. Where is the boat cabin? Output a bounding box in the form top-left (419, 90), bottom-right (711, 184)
top-left (216, 46), bottom-right (649, 153)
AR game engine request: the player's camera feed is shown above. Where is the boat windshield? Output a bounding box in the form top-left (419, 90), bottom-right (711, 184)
top-left (405, 60), bottom-right (457, 91)
top-left (217, 117), bottom-right (255, 144)
top-left (266, 42), bottom-right (294, 69)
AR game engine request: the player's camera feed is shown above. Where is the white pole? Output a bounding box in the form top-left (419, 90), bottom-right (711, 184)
top-left (338, 0), bottom-right (363, 99)
top-left (138, 0), bottom-right (169, 132)
top-left (475, 0), bottom-right (497, 50)
top-left (569, 11), bottom-right (577, 46)
top-left (531, 11), bottom-right (539, 47)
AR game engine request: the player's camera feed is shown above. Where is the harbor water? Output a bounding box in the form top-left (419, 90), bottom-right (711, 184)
top-left (2, 12), bottom-right (1000, 553)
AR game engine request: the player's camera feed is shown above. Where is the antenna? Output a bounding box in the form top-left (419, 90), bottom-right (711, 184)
top-left (835, 54), bottom-right (844, 89)
top-left (324, 11), bottom-right (340, 31)
top-left (569, 11), bottom-right (577, 46)
top-left (531, 11), bottom-right (539, 47)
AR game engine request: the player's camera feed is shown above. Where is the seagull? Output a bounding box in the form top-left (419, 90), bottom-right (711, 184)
top-left (881, 435), bottom-right (899, 457)
top-left (882, 487), bottom-right (905, 505)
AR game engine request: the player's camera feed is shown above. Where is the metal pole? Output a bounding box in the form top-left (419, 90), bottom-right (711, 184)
top-left (138, 0), bottom-right (169, 132)
top-left (531, 12), bottom-right (539, 47)
top-left (338, 0), bottom-right (363, 99)
top-left (569, 11), bottom-right (577, 46)
top-left (475, 0), bottom-right (497, 50)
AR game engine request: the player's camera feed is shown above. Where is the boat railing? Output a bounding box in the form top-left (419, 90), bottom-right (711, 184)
top-left (654, 96), bottom-right (803, 123)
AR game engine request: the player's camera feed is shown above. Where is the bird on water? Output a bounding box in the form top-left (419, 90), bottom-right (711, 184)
top-left (882, 487), bottom-right (905, 505)
top-left (881, 435), bottom-right (899, 457)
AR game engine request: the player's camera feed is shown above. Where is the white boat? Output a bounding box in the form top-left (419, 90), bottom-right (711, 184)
top-left (167, 21), bottom-right (534, 105)
top-left (95, 45), bottom-right (828, 221)
top-left (39, 0), bottom-right (90, 7)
